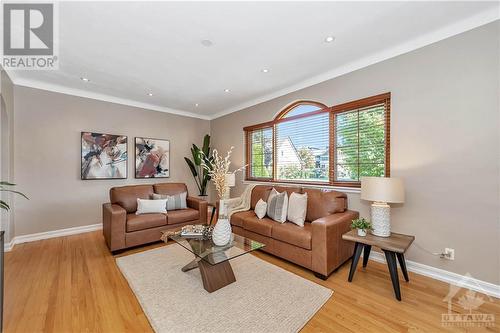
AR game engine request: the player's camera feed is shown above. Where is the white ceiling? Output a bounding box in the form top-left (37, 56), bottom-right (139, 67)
top-left (7, 1), bottom-right (499, 120)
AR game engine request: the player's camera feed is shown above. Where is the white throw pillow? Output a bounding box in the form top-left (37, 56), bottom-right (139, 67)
top-left (136, 198), bottom-right (168, 215)
top-left (266, 188), bottom-right (288, 223)
top-left (287, 192), bottom-right (308, 227)
top-left (255, 199), bottom-right (267, 219)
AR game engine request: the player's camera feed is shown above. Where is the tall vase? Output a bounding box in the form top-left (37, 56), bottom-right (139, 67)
top-left (212, 199), bottom-right (232, 246)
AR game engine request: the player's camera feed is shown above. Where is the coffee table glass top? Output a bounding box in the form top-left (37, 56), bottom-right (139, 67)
top-left (170, 233), bottom-right (265, 265)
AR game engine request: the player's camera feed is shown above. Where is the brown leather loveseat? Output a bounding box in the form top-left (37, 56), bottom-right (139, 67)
top-left (230, 185), bottom-right (358, 279)
top-left (103, 183), bottom-right (207, 252)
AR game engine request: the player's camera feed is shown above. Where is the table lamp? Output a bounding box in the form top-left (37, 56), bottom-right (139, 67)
top-left (360, 177), bottom-right (405, 237)
top-left (223, 173), bottom-right (236, 199)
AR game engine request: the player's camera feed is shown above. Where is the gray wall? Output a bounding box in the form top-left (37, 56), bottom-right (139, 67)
top-left (12, 86), bottom-right (210, 236)
top-left (211, 22), bottom-right (500, 284)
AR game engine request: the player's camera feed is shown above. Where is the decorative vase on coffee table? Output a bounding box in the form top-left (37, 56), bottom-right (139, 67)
top-left (212, 199), bottom-right (232, 246)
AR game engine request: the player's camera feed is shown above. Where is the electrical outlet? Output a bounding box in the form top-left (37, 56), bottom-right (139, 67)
top-left (444, 248), bottom-right (455, 260)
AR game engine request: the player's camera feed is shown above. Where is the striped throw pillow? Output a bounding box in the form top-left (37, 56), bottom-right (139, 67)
top-left (266, 189), bottom-right (288, 223)
top-left (151, 192), bottom-right (187, 210)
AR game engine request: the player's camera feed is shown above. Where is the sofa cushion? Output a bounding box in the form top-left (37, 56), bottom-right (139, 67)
top-left (153, 183), bottom-right (188, 196)
top-left (242, 216), bottom-right (274, 237)
top-left (250, 185), bottom-right (273, 209)
top-left (167, 208), bottom-right (199, 225)
top-left (302, 188), bottom-right (347, 222)
top-left (267, 189), bottom-right (288, 223)
top-left (111, 185), bottom-right (154, 213)
top-left (271, 222), bottom-right (312, 250)
top-left (152, 192), bottom-right (187, 210)
top-left (126, 213), bottom-right (167, 232)
top-left (230, 210), bottom-right (256, 227)
top-left (273, 186), bottom-right (302, 198)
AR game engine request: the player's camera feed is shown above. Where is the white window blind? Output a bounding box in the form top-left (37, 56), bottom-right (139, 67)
top-left (334, 103), bottom-right (386, 182)
top-left (276, 112), bottom-right (329, 182)
top-left (249, 127), bottom-right (273, 179)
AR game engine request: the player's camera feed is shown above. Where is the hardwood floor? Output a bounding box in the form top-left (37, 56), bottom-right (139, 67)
top-left (4, 231), bottom-right (499, 332)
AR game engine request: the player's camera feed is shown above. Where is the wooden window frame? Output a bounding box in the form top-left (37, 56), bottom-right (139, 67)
top-left (244, 93), bottom-right (390, 188)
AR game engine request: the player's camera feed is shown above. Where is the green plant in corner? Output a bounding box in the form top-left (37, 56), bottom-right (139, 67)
top-left (0, 181), bottom-right (28, 211)
top-left (184, 134), bottom-right (213, 196)
top-left (350, 218), bottom-right (372, 231)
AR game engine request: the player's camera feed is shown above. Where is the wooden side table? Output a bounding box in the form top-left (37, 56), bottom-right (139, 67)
top-left (342, 230), bottom-right (415, 301)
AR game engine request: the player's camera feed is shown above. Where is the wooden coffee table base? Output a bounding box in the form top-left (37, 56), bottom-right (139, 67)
top-left (181, 258), bottom-right (236, 293)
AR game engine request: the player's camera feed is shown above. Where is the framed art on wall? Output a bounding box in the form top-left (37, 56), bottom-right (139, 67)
top-left (135, 137), bottom-right (170, 178)
top-left (81, 132), bottom-right (128, 180)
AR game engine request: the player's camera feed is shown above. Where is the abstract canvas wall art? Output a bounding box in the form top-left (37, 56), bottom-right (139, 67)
top-left (135, 137), bottom-right (170, 178)
top-left (81, 132), bottom-right (128, 180)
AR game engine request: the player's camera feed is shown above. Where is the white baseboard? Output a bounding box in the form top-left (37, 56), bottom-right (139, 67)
top-left (4, 239), bottom-right (14, 252)
top-left (5, 223), bottom-right (102, 252)
top-left (366, 251), bottom-right (500, 299)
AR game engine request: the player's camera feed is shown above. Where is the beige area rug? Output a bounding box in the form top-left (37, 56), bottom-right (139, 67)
top-left (116, 244), bottom-right (332, 333)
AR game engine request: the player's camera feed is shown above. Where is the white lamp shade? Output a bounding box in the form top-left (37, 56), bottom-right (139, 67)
top-left (225, 173), bottom-right (236, 187)
top-left (361, 177), bottom-right (405, 203)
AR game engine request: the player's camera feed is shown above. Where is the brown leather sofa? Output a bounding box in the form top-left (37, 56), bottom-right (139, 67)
top-left (229, 185), bottom-right (358, 279)
top-left (103, 183), bottom-right (207, 252)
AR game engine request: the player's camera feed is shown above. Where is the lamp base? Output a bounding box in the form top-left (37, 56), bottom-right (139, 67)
top-left (371, 202), bottom-right (391, 237)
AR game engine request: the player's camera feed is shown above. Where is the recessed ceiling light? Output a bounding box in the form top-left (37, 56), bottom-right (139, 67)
top-left (80, 77), bottom-right (90, 82)
top-left (201, 39), bottom-right (213, 47)
top-left (195, 103), bottom-right (199, 107)
top-left (224, 89), bottom-right (230, 93)
top-left (261, 68), bottom-right (270, 73)
top-left (147, 92), bottom-right (153, 96)
top-left (324, 36), bottom-right (335, 43)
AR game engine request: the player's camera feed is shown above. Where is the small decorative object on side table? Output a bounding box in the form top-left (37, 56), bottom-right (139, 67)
top-left (350, 218), bottom-right (372, 237)
top-left (342, 230), bottom-right (414, 301)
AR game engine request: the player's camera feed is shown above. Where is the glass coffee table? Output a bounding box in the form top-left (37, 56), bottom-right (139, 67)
top-left (170, 233), bottom-right (265, 293)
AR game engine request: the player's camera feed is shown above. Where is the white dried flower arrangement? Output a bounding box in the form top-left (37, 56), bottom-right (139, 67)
top-left (201, 146), bottom-right (246, 199)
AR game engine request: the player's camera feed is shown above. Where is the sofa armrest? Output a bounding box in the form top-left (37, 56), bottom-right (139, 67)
top-left (311, 210), bottom-right (359, 276)
top-left (187, 196), bottom-right (207, 224)
top-left (102, 203), bottom-right (127, 252)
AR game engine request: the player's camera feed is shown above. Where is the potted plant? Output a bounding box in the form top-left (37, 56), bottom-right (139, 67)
top-left (184, 134), bottom-right (213, 197)
top-left (351, 218), bottom-right (372, 237)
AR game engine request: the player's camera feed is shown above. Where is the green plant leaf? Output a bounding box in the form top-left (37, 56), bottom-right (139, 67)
top-left (0, 189), bottom-right (29, 200)
top-left (184, 157), bottom-right (198, 177)
top-left (191, 146), bottom-right (202, 165)
top-left (0, 200), bottom-right (9, 211)
top-left (202, 134), bottom-right (210, 156)
top-left (0, 181), bottom-right (15, 186)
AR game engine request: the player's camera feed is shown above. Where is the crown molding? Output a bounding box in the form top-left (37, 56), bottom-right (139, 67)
top-left (5, 71), bottom-right (212, 121)
top-left (210, 9), bottom-right (500, 120)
